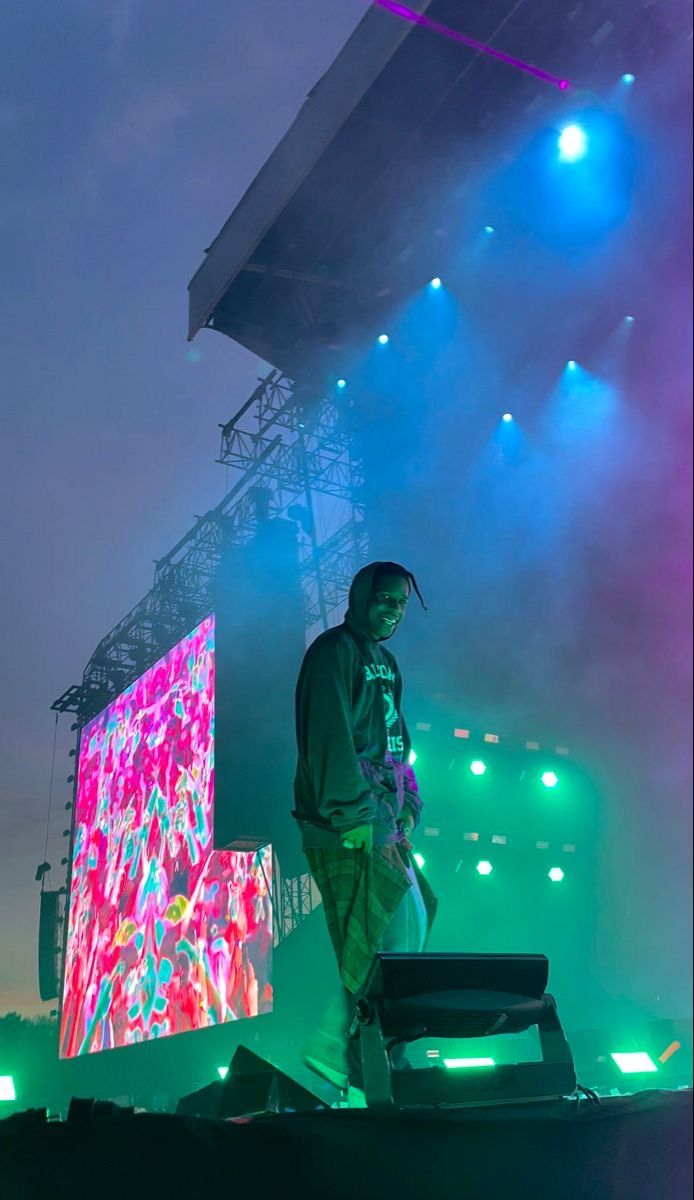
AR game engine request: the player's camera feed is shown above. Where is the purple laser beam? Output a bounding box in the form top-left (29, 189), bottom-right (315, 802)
top-left (374, 0), bottom-right (570, 90)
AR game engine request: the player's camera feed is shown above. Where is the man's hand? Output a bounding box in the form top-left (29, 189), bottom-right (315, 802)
top-left (341, 824), bottom-right (373, 854)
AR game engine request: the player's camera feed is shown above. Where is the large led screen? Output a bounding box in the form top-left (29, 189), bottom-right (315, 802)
top-left (60, 615), bottom-right (273, 1058)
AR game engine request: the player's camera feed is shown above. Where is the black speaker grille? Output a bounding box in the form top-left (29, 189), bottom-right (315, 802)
top-left (38, 890), bottom-right (61, 1002)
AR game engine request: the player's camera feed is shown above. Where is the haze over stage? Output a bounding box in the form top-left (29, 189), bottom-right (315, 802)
top-left (187, 0), bottom-right (685, 372)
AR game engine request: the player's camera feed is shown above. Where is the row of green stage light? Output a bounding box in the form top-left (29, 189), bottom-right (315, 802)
top-left (412, 852), bottom-right (567, 882)
top-left (429, 1052), bottom-right (662, 1074)
top-left (0, 1052), bottom-right (668, 1116)
top-left (470, 762), bottom-right (559, 788)
top-left (214, 1053), bottom-right (663, 1081)
top-left (408, 750), bottom-right (560, 789)
top-left (0, 1052), bottom-right (672, 1114)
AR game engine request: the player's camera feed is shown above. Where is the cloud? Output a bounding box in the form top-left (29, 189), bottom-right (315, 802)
top-left (101, 87), bottom-right (189, 164)
top-left (109, 0), bottom-right (137, 64)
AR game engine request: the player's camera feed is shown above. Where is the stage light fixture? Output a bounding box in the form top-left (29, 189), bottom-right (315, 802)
top-left (502, 413), bottom-right (513, 423)
top-left (625, 315), bottom-right (635, 324)
top-left (0, 1076), bottom-right (16, 1101)
top-left (548, 867), bottom-right (564, 883)
top-left (336, 378), bottom-right (347, 389)
top-left (429, 277), bottom-right (442, 289)
top-left (443, 1057), bottom-right (495, 1069)
top-left (567, 360), bottom-right (577, 371)
top-left (484, 225), bottom-right (495, 234)
top-left (621, 73), bottom-right (635, 85)
top-left (610, 1051), bottom-right (657, 1074)
top-left (476, 860), bottom-right (493, 876)
top-left (558, 123), bottom-right (588, 162)
top-left (541, 771), bottom-right (559, 789)
top-left (408, 749), bottom-right (418, 766)
top-left (413, 852), bottom-right (425, 870)
top-left (217, 1066), bottom-right (229, 1080)
top-left (377, 333), bottom-right (390, 345)
top-left (469, 760), bottom-right (487, 776)
top-left (356, 952), bottom-right (576, 1107)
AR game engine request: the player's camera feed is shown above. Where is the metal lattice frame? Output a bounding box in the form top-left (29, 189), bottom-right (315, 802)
top-left (280, 872), bottom-right (319, 939)
top-left (217, 370), bottom-right (367, 627)
top-left (52, 370), bottom-right (367, 723)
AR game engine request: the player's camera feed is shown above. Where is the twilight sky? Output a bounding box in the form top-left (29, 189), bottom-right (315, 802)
top-left (0, 0), bottom-right (367, 1016)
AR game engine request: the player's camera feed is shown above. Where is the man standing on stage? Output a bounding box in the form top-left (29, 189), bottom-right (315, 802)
top-left (292, 561), bottom-right (437, 1094)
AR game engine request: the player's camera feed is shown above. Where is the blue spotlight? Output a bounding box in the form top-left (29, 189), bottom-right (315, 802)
top-left (621, 73), bottom-right (636, 85)
top-left (624, 315), bottom-right (635, 324)
top-left (558, 124), bottom-right (588, 162)
top-left (429, 276), bottom-right (442, 290)
top-left (502, 413), bottom-right (513, 423)
top-left (567, 359), bottom-right (578, 371)
top-left (336, 378), bottom-right (347, 389)
top-left (484, 225), bottom-right (495, 235)
top-left (377, 333), bottom-right (389, 346)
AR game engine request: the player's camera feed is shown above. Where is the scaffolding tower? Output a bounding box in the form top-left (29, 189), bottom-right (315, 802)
top-left (52, 370), bottom-right (367, 724)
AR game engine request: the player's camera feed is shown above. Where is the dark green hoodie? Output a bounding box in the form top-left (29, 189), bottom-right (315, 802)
top-left (292, 562), bottom-right (423, 848)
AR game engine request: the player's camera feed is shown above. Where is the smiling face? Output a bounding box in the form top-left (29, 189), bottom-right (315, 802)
top-left (367, 573), bottom-right (411, 640)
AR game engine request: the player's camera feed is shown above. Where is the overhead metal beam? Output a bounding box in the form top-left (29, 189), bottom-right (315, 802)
top-left (187, 0), bottom-right (434, 340)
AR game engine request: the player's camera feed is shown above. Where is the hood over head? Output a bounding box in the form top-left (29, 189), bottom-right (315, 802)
top-left (344, 561), bottom-right (426, 643)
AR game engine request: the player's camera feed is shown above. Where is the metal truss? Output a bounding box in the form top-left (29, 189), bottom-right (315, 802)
top-left (53, 369), bottom-right (366, 723)
top-left (217, 369), bottom-right (367, 630)
top-left (280, 872), bottom-right (318, 939)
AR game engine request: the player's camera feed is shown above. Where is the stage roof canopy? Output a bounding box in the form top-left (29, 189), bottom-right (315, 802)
top-left (188, 0), bottom-right (684, 373)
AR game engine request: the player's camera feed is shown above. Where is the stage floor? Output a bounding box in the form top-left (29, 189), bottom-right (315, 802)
top-left (1, 1088), bottom-right (691, 1200)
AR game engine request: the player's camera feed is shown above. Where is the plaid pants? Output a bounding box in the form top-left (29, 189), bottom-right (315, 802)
top-left (304, 857), bottom-right (429, 1088)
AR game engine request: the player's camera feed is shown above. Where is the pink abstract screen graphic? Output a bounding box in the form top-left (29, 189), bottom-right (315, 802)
top-left (60, 615), bottom-right (273, 1058)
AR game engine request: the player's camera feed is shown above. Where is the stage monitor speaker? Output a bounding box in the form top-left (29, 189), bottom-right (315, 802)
top-left (38, 890), bottom-right (61, 1001)
top-left (175, 1047), bottom-right (327, 1120)
top-left (218, 1045), bottom-right (327, 1118)
top-left (175, 1080), bottom-right (225, 1119)
top-left (354, 952), bottom-right (577, 1109)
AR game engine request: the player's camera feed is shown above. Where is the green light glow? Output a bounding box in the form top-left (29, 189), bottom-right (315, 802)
top-left (541, 771), bottom-right (559, 788)
top-left (408, 749), bottom-right (417, 766)
top-left (470, 760), bottom-right (487, 776)
top-left (0, 1076), bottom-right (16, 1101)
top-left (476, 860), bottom-right (493, 876)
top-left (444, 1057), bottom-right (495, 1069)
top-left (413, 852), bottom-right (425, 869)
top-left (548, 867), bottom-right (565, 882)
top-left (610, 1052), bottom-right (658, 1074)
top-left (217, 1066), bottom-right (229, 1080)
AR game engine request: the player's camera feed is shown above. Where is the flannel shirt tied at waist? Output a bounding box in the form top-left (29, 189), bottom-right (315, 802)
top-left (305, 841), bottom-right (438, 995)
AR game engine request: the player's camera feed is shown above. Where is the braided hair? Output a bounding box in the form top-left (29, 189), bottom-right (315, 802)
top-left (372, 561), bottom-right (427, 611)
